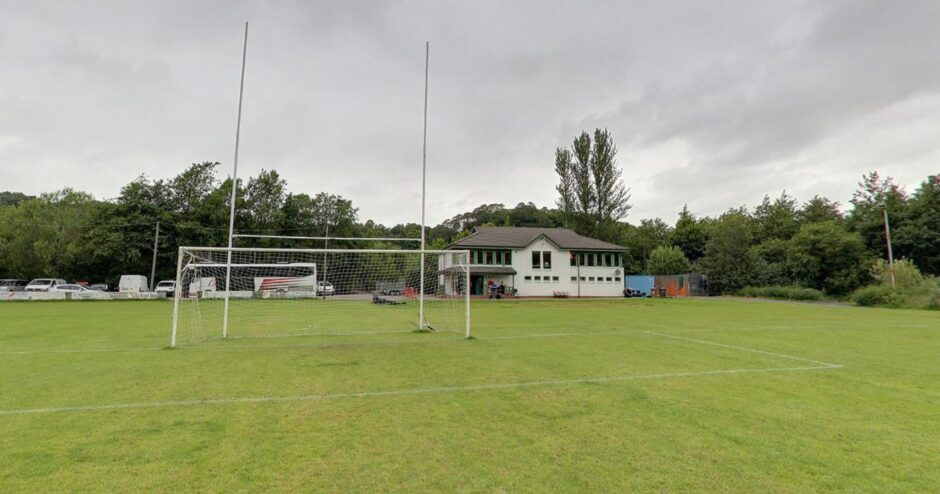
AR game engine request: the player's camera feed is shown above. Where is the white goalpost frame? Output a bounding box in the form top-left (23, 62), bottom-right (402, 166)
top-left (233, 234), bottom-right (421, 243)
top-left (223, 22), bottom-right (250, 340)
top-left (170, 246), bottom-right (470, 347)
top-left (215, 33), bottom-right (439, 338)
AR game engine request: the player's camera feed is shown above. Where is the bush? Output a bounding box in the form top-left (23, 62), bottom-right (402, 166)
top-left (853, 260), bottom-right (940, 309)
top-left (738, 285), bottom-right (825, 301)
top-left (852, 279), bottom-right (940, 309)
top-left (869, 259), bottom-right (925, 290)
top-left (851, 285), bottom-right (899, 307)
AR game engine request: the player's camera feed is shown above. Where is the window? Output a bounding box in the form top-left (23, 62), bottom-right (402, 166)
top-left (570, 276), bottom-right (577, 282)
top-left (504, 251), bottom-right (511, 265)
top-left (615, 277), bottom-right (621, 282)
top-left (604, 254), bottom-right (612, 267)
top-left (532, 251), bottom-right (541, 269)
top-left (486, 251), bottom-right (494, 265)
top-left (570, 252), bottom-right (577, 266)
top-left (579, 276), bottom-right (586, 281)
top-left (606, 277), bottom-right (613, 282)
top-left (587, 254), bottom-right (595, 267)
top-left (552, 276), bottom-right (559, 282)
top-left (588, 277), bottom-right (595, 282)
top-left (542, 251), bottom-right (552, 269)
top-left (524, 275), bottom-right (532, 281)
top-left (534, 276), bottom-right (542, 282)
top-left (579, 253), bottom-right (587, 266)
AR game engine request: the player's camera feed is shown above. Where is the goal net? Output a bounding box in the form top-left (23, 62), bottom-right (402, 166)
top-left (170, 247), bottom-right (470, 346)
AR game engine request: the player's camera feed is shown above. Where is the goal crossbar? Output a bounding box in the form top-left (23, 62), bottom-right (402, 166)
top-left (233, 234), bottom-right (421, 243)
top-left (184, 263), bottom-right (318, 268)
top-left (180, 246), bottom-right (457, 254)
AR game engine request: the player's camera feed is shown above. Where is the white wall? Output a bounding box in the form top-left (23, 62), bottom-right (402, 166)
top-left (512, 237), bottom-right (623, 297)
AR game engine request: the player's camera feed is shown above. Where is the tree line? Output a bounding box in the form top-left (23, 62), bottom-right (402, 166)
top-left (1, 132), bottom-right (938, 298)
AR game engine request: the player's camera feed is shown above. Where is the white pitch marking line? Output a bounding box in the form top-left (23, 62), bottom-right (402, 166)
top-left (487, 331), bottom-right (625, 339)
top-left (0, 365), bottom-right (838, 417)
top-left (645, 331), bottom-right (843, 368)
top-left (0, 331), bottom-right (630, 355)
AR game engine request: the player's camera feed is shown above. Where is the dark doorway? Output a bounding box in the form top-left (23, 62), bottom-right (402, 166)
top-left (471, 275), bottom-right (485, 295)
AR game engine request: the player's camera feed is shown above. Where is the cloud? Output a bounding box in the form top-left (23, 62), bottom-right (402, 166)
top-left (1, 0), bottom-right (939, 226)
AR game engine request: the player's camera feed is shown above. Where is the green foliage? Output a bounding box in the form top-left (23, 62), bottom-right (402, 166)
top-left (852, 285), bottom-right (900, 307)
top-left (738, 285), bottom-right (825, 301)
top-left (669, 205), bottom-right (707, 261)
top-left (646, 246), bottom-right (691, 275)
top-left (554, 129), bottom-right (631, 240)
top-left (854, 258), bottom-right (940, 309)
top-left (869, 259), bottom-right (924, 290)
top-left (787, 221), bottom-right (871, 295)
top-left (0, 191), bottom-right (33, 206)
top-left (847, 172), bottom-right (909, 262)
top-left (753, 191), bottom-right (800, 242)
top-left (799, 195), bottom-right (843, 224)
top-left (697, 212), bottom-right (760, 295)
top-left (893, 175), bottom-right (940, 275)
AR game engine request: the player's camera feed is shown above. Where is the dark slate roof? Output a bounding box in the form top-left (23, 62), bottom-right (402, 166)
top-left (448, 227), bottom-right (624, 251)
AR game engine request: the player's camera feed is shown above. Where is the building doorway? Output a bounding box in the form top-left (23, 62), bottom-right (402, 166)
top-left (470, 275), bottom-right (485, 295)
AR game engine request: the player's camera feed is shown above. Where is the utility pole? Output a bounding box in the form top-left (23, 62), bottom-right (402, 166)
top-left (882, 202), bottom-right (896, 289)
top-left (149, 221), bottom-right (160, 291)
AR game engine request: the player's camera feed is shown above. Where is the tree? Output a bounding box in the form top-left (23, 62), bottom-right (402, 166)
top-left (172, 162), bottom-right (220, 214)
top-left (787, 221), bottom-right (870, 295)
top-left (799, 195), bottom-right (843, 224)
top-left (622, 219), bottom-right (672, 273)
top-left (697, 212), bottom-right (760, 295)
top-left (554, 148), bottom-right (575, 227)
top-left (646, 245), bottom-right (691, 275)
top-left (670, 205), bottom-right (707, 261)
top-left (0, 191), bottom-right (33, 207)
top-left (554, 129), bottom-right (631, 239)
top-left (893, 175), bottom-right (940, 275)
top-left (591, 129), bottom-right (631, 226)
top-left (753, 191), bottom-right (800, 242)
top-left (244, 169), bottom-right (287, 232)
top-left (847, 171), bottom-right (908, 259)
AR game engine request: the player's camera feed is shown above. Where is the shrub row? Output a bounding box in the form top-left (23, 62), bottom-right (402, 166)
top-left (738, 285), bottom-right (825, 301)
top-left (852, 281), bottom-right (940, 309)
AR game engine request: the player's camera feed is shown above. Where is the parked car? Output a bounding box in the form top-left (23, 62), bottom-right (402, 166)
top-left (155, 280), bottom-right (176, 297)
top-left (89, 283), bottom-right (111, 292)
top-left (0, 279), bottom-right (28, 292)
top-left (51, 284), bottom-right (95, 293)
top-left (317, 281), bottom-right (335, 296)
top-left (119, 275), bottom-right (149, 293)
top-left (25, 278), bottom-right (67, 292)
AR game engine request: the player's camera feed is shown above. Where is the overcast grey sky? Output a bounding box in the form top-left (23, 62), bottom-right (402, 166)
top-left (1, 1), bottom-right (938, 225)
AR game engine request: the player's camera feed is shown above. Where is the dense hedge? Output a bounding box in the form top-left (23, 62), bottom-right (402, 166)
top-left (738, 285), bottom-right (825, 301)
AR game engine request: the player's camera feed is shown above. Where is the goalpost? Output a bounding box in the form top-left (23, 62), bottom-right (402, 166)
top-left (170, 247), bottom-right (470, 346)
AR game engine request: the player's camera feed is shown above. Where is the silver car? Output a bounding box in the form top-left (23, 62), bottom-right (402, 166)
top-left (0, 279), bottom-right (28, 292)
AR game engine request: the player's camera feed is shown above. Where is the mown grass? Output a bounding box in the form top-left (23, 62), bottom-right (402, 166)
top-left (1, 298), bottom-right (939, 491)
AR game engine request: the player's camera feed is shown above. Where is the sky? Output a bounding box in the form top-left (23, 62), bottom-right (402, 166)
top-left (1, 0), bottom-right (939, 226)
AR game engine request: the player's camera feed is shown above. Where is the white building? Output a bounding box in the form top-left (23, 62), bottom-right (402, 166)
top-left (444, 226), bottom-right (625, 297)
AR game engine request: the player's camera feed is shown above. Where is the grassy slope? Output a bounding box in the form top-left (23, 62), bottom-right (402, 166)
top-left (0, 298), bottom-right (938, 491)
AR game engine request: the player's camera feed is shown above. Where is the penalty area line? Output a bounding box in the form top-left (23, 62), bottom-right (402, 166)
top-left (0, 364), bottom-right (839, 417)
top-left (645, 331), bottom-right (843, 368)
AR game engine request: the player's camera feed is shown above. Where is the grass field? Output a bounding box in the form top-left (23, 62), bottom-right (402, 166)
top-left (1, 298), bottom-right (939, 491)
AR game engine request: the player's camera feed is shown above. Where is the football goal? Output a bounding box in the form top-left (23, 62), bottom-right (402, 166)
top-left (170, 247), bottom-right (470, 346)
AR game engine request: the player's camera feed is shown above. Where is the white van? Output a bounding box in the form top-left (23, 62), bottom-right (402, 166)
top-left (26, 278), bottom-right (67, 292)
top-left (119, 275), bottom-right (149, 293)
